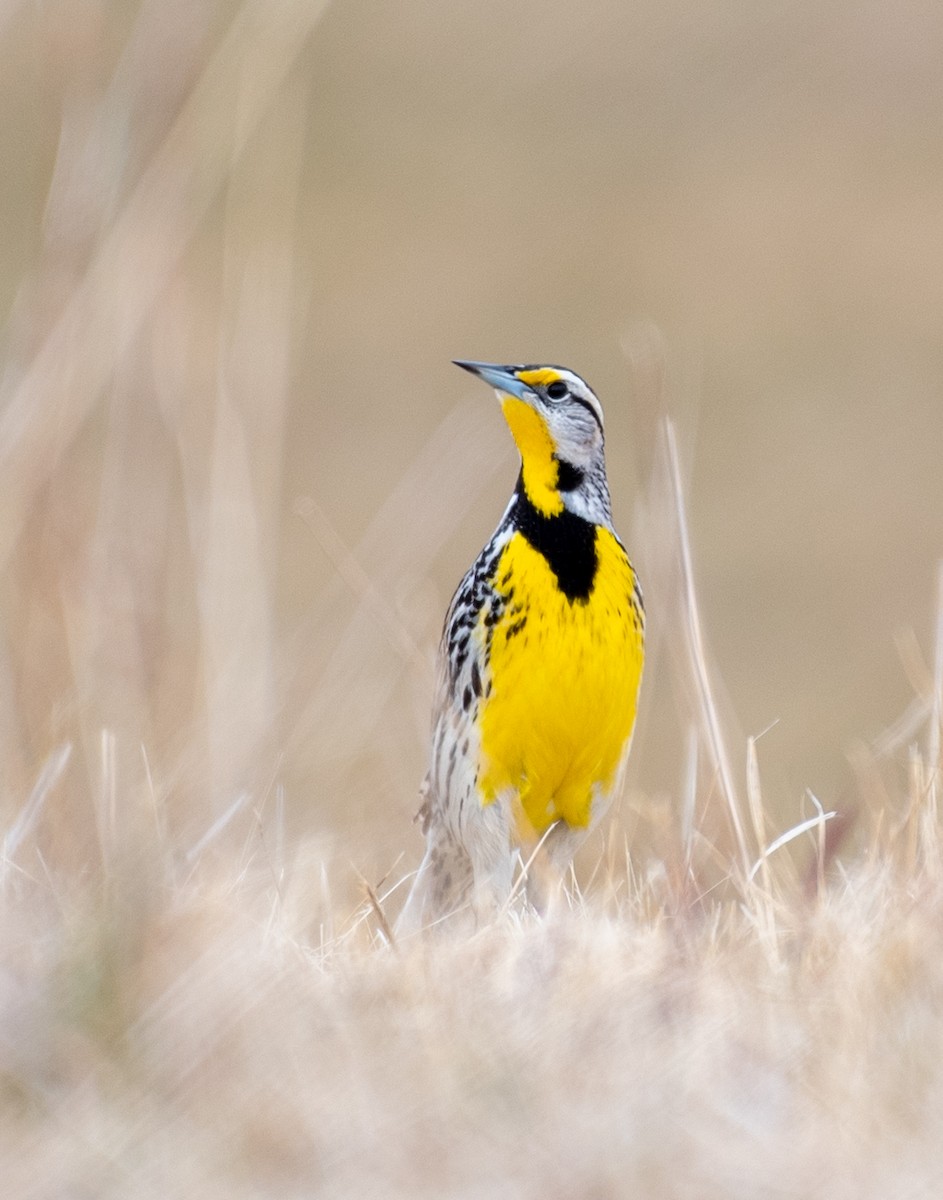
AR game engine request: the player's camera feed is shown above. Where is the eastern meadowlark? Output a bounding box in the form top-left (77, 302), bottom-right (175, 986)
top-left (397, 361), bottom-right (644, 932)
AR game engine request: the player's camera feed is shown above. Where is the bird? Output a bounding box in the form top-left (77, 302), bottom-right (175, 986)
top-left (396, 361), bottom-right (644, 933)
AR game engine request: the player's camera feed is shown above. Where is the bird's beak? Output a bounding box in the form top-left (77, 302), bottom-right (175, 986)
top-left (453, 360), bottom-right (530, 400)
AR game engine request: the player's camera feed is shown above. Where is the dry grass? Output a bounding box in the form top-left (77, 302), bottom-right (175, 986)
top-left (3, 3), bottom-right (943, 1196)
top-left (3, 763), bottom-right (943, 1197)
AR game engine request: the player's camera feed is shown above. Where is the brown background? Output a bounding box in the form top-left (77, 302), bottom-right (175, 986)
top-left (1, 0), bottom-right (941, 879)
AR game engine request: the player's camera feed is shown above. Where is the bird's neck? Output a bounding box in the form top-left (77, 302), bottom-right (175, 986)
top-left (501, 398), bottom-right (564, 516)
top-left (511, 474), bottom-right (599, 602)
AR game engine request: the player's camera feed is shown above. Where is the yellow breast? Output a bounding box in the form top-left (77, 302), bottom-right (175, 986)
top-left (476, 526), bottom-right (644, 837)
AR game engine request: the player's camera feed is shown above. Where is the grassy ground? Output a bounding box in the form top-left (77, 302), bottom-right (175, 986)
top-left (3, 773), bottom-right (943, 1197)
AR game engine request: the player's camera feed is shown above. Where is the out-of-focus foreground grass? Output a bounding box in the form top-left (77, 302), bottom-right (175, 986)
top-left (3, 819), bottom-right (943, 1197)
top-left (2, 3), bottom-right (943, 1196)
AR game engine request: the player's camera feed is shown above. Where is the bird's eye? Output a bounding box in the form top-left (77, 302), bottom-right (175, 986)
top-left (546, 380), bottom-right (568, 400)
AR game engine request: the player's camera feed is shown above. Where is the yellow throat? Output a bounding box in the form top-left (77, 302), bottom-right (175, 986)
top-left (500, 396), bottom-right (564, 517)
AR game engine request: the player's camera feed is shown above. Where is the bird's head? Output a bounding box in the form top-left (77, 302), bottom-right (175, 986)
top-left (453, 360), bottom-right (608, 521)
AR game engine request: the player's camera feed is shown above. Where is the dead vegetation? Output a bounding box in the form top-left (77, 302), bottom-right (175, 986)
top-left (2, 4), bottom-right (943, 1196)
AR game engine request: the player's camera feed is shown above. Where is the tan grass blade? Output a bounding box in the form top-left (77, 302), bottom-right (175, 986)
top-left (2, 743), bottom-right (72, 868)
top-left (748, 807), bottom-right (837, 883)
top-left (664, 416), bottom-right (751, 878)
top-left (0, 0), bottom-right (336, 571)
